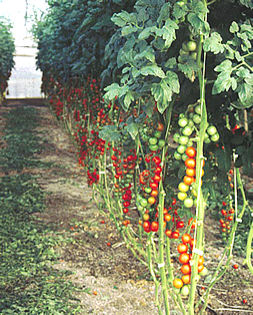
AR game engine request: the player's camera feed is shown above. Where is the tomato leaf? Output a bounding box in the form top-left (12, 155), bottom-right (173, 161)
top-left (140, 64), bottom-right (166, 79)
top-left (203, 32), bottom-right (224, 54)
top-left (123, 90), bottom-right (134, 110)
top-left (99, 125), bottom-right (121, 142)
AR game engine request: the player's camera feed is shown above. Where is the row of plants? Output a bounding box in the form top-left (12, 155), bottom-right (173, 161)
top-left (0, 106), bottom-right (81, 314)
top-left (0, 18), bottom-right (15, 103)
top-left (34, 0), bottom-right (253, 314)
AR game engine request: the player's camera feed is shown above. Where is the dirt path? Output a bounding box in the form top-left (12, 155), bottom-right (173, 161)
top-left (29, 105), bottom-right (159, 315)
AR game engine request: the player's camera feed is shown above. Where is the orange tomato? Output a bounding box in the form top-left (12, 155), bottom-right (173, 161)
top-left (179, 253), bottom-right (190, 264)
top-left (157, 122), bottom-right (164, 131)
top-left (148, 196), bottom-right (156, 205)
top-left (185, 158), bottom-right (196, 169)
top-left (177, 243), bottom-right (188, 254)
top-left (186, 168), bottom-right (196, 177)
top-left (182, 233), bottom-right (192, 244)
top-left (173, 278), bottom-right (184, 289)
top-left (185, 146), bottom-right (196, 158)
top-left (181, 274), bottom-right (191, 284)
top-left (181, 263), bottom-right (191, 275)
top-left (183, 175), bottom-right (194, 186)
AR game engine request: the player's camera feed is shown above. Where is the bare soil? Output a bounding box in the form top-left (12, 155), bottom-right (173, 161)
top-left (1, 103), bottom-right (252, 315)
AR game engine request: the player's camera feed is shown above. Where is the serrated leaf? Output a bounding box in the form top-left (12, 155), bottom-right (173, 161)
top-left (237, 82), bottom-right (253, 107)
top-left (151, 79), bottom-right (173, 114)
top-left (214, 60), bottom-right (233, 72)
top-left (164, 71), bottom-right (180, 94)
top-left (111, 11), bottom-right (137, 27)
top-left (231, 77), bottom-right (237, 91)
top-left (161, 20), bottom-right (179, 48)
top-left (158, 3), bottom-right (171, 24)
top-left (138, 26), bottom-right (155, 40)
top-left (104, 83), bottom-right (128, 101)
top-left (164, 57), bottom-right (177, 69)
top-left (203, 32), bottom-right (224, 54)
top-left (134, 48), bottom-right (155, 63)
top-left (123, 90), bottom-right (134, 110)
top-left (212, 72), bottom-right (232, 94)
top-left (99, 125), bottom-right (121, 142)
top-left (121, 25), bottom-right (137, 36)
top-left (125, 122), bottom-right (138, 140)
top-left (236, 67), bottom-right (250, 79)
top-left (187, 13), bottom-right (210, 35)
top-left (140, 64), bottom-right (166, 78)
top-left (178, 60), bottom-right (198, 82)
top-left (230, 21), bottom-right (239, 33)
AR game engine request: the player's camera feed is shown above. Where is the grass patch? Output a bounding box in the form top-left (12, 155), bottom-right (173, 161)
top-left (0, 106), bottom-right (82, 314)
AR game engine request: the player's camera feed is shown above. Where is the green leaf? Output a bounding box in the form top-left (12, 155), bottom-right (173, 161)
top-left (161, 20), bottom-right (179, 48)
top-left (164, 57), bottom-right (177, 69)
top-left (178, 59), bottom-right (198, 82)
top-left (214, 60), bottom-right (233, 72)
top-left (121, 25), bottom-right (137, 36)
top-left (203, 32), bottom-right (224, 54)
top-left (237, 82), bottom-right (253, 107)
top-left (164, 71), bottom-right (180, 94)
top-left (123, 90), bottom-right (134, 110)
top-left (187, 13), bottom-right (210, 34)
top-left (158, 3), bottom-right (171, 24)
top-left (99, 125), bottom-right (121, 142)
top-left (212, 72), bottom-right (232, 94)
top-left (125, 122), bottom-right (139, 140)
top-left (151, 79), bottom-right (173, 114)
top-left (138, 26), bottom-right (155, 40)
top-left (104, 83), bottom-right (128, 101)
top-left (140, 64), bottom-right (166, 78)
top-left (134, 48), bottom-right (155, 63)
top-left (230, 21), bottom-right (239, 33)
top-left (111, 11), bottom-right (137, 27)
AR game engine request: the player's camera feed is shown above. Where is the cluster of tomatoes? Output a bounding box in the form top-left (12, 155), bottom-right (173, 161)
top-left (173, 233), bottom-right (207, 296)
top-left (219, 201), bottom-right (235, 241)
top-left (111, 147), bottom-right (137, 225)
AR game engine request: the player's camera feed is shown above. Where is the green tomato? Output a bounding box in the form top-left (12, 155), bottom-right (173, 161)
top-left (199, 267), bottom-right (208, 277)
top-left (140, 198), bottom-right (148, 207)
top-left (173, 132), bottom-right (180, 143)
top-left (178, 191), bottom-right (187, 201)
top-left (154, 131), bottom-right (162, 138)
top-left (177, 145), bottom-right (186, 154)
top-left (184, 197), bottom-right (194, 208)
top-left (190, 52), bottom-right (197, 60)
top-left (193, 114), bottom-right (201, 124)
top-left (181, 285), bottom-right (190, 296)
top-left (178, 135), bottom-right (189, 145)
top-left (178, 117), bottom-right (188, 128)
top-left (187, 139), bottom-right (194, 147)
top-left (186, 40), bottom-right (197, 51)
top-left (178, 182), bottom-right (189, 193)
top-left (174, 151), bottom-right (182, 160)
top-left (207, 125), bottom-right (217, 136)
top-left (145, 187), bottom-right (152, 194)
top-left (158, 139), bottom-right (165, 148)
top-left (187, 119), bottom-right (194, 127)
top-left (179, 48), bottom-right (189, 56)
top-left (149, 137), bottom-right (157, 145)
top-left (211, 133), bottom-right (219, 142)
top-left (195, 104), bottom-right (201, 115)
top-left (149, 144), bottom-right (159, 152)
top-left (182, 126), bottom-right (193, 137)
top-left (181, 153), bottom-right (188, 161)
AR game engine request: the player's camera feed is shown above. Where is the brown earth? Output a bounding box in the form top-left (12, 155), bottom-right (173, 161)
top-left (1, 103), bottom-right (252, 315)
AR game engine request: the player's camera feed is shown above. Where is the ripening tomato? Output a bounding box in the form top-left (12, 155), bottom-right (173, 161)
top-left (198, 264), bottom-right (204, 273)
top-left (151, 189), bottom-right (158, 197)
top-left (183, 175), bottom-right (194, 186)
top-left (150, 181), bottom-right (158, 190)
top-left (179, 253), bottom-right (190, 264)
top-left (165, 229), bottom-right (172, 237)
top-left (177, 243), bottom-right (188, 254)
top-left (182, 233), bottom-right (191, 244)
top-left (198, 256), bottom-right (204, 266)
top-left (185, 158), bottom-right (196, 169)
top-left (181, 274), bottom-right (191, 285)
top-left (185, 146), bottom-right (196, 158)
top-left (164, 213), bottom-right (171, 222)
top-left (151, 221), bottom-right (159, 232)
top-left (148, 196), bottom-right (156, 205)
top-left (186, 168), bottom-right (196, 177)
top-left (172, 231), bottom-right (180, 239)
top-left (157, 122), bottom-right (164, 132)
top-left (143, 221), bottom-right (150, 232)
top-left (181, 263), bottom-right (191, 275)
top-left (173, 278), bottom-right (184, 289)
